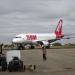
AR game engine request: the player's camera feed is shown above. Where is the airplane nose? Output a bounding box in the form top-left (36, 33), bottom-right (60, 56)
top-left (12, 39), bottom-right (18, 43)
top-left (12, 38), bottom-right (23, 43)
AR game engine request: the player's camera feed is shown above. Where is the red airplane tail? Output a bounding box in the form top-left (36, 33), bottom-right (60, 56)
top-left (55, 19), bottom-right (63, 39)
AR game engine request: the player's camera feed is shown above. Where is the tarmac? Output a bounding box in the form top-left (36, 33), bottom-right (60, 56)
top-left (0, 48), bottom-right (75, 75)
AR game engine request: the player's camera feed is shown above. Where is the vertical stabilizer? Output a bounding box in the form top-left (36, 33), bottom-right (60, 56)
top-left (55, 19), bottom-right (63, 38)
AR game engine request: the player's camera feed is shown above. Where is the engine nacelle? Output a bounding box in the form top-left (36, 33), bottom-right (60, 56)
top-left (42, 41), bottom-right (49, 47)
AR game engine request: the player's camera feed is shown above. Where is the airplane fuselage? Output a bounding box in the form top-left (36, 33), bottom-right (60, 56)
top-left (13, 33), bottom-right (56, 44)
top-left (12, 19), bottom-right (63, 49)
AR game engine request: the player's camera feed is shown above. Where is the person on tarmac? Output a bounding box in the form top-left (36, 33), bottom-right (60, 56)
top-left (42, 45), bottom-right (47, 61)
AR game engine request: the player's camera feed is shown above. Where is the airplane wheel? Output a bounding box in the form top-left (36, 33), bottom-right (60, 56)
top-left (46, 45), bottom-right (50, 49)
top-left (30, 46), bottom-right (35, 49)
top-left (18, 46), bottom-right (24, 50)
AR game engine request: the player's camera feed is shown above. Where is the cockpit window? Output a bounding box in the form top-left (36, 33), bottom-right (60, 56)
top-left (15, 37), bottom-right (21, 38)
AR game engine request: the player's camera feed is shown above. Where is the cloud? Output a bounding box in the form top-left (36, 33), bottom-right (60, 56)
top-left (0, 0), bottom-right (75, 44)
top-left (0, 0), bottom-right (67, 16)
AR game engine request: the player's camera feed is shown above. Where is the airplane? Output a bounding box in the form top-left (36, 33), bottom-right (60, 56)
top-left (12, 19), bottom-right (66, 50)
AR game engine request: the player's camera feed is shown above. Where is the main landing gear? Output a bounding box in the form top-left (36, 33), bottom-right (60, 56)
top-left (18, 45), bottom-right (24, 50)
top-left (17, 44), bottom-right (35, 50)
top-left (46, 45), bottom-right (50, 49)
top-left (30, 45), bottom-right (35, 49)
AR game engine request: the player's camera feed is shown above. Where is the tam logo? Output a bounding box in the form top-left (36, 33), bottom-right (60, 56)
top-left (26, 35), bottom-right (37, 40)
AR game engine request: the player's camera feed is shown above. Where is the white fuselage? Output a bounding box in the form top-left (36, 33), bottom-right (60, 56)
top-left (12, 33), bottom-right (56, 44)
top-left (12, 19), bottom-right (63, 48)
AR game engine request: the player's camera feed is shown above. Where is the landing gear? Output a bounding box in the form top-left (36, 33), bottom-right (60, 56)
top-left (30, 45), bottom-right (35, 49)
top-left (46, 45), bottom-right (50, 49)
top-left (18, 45), bottom-right (35, 50)
top-left (17, 44), bottom-right (24, 50)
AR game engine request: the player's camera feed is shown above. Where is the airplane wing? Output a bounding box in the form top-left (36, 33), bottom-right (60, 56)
top-left (62, 34), bottom-right (75, 39)
top-left (62, 37), bottom-right (75, 39)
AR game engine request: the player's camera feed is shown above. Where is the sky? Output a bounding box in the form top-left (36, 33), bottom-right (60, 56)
top-left (0, 0), bottom-right (75, 44)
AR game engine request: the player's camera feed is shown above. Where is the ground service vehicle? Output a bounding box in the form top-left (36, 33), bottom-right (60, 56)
top-left (8, 56), bottom-right (25, 72)
top-left (7, 50), bottom-right (25, 72)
